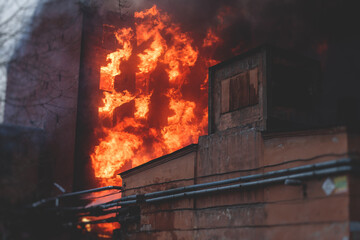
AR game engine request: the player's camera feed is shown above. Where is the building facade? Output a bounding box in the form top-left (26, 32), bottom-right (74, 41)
top-left (119, 47), bottom-right (360, 240)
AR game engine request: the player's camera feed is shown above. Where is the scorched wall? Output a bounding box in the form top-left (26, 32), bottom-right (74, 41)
top-left (119, 47), bottom-right (360, 240)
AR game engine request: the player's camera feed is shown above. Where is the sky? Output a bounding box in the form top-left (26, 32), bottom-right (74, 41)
top-left (0, 0), bottom-right (40, 122)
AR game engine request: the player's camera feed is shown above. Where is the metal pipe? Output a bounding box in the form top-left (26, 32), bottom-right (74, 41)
top-left (144, 165), bottom-right (355, 203)
top-left (71, 164), bottom-right (357, 224)
top-left (108, 158), bottom-right (355, 204)
top-left (77, 208), bottom-right (121, 217)
top-left (62, 199), bottom-right (138, 213)
top-left (32, 185), bottom-right (122, 207)
top-left (69, 158), bottom-right (358, 211)
top-left (71, 165), bottom-right (357, 226)
top-left (58, 186), bottom-right (122, 198)
top-left (98, 165), bottom-right (356, 208)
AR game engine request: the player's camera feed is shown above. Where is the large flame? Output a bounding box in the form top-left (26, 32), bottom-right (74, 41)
top-left (91, 5), bottom-right (219, 187)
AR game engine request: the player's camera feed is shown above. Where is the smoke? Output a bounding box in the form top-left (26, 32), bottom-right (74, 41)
top-left (0, 0), bottom-right (41, 122)
top-left (126, 0), bottom-right (360, 122)
top-left (148, 0), bottom-right (355, 55)
top-left (99, 0), bottom-right (358, 54)
top-left (89, 0), bottom-right (359, 186)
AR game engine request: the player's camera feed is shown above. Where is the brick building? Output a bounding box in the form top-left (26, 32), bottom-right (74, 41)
top-left (1, 1), bottom-right (360, 239)
top-left (118, 47), bottom-right (360, 240)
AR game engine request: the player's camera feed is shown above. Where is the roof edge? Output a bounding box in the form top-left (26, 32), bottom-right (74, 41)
top-left (119, 144), bottom-right (198, 178)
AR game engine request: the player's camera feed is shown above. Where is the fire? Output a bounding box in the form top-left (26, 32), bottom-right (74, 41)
top-left (100, 27), bottom-right (134, 91)
top-left (99, 90), bottom-right (135, 119)
top-left (79, 215), bottom-right (120, 237)
top-left (81, 217), bottom-right (92, 232)
top-left (91, 5), bottom-right (219, 187)
top-left (134, 93), bottom-right (152, 118)
top-left (203, 29), bottom-right (220, 47)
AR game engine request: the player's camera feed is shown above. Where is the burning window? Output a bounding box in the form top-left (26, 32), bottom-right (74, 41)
top-left (90, 5), bottom-right (219, 187)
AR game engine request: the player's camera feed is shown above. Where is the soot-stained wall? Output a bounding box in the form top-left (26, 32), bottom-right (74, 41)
top-left (3, 0), bottom-right (83, 196)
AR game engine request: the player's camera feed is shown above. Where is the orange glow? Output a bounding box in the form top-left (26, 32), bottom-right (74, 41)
top-left (99, 90), bottom-right (135, 119)
top-left (91, 118), bottom-right (143, 179)
top-left (100, 28), bottom-right (133, 91)
top-left (80, 215), bottom-right (120, 238)
top-left (81, 217), bottom-right (92, 232)
top-left (216, 6), bottom-right (234, 28)
top-left (203, 29), bottom-right (220, 47)
top-left (162, 26), bottom-right (198, 85)
top-left (162, 92), bottom-right (200, 152)
top-left (134, 93), bottom-right (152, 118)
top-left (91, 4), bottom-right (219, 189)
top-left (201, 58), bottom-right (220, 91)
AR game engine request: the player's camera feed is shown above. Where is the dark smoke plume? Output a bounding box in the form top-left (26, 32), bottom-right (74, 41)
top-left (126, 0), bottom-right (360, 124)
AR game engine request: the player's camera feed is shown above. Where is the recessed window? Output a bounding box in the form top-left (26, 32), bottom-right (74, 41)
top-left (221, 68), bottom-right (258, 113)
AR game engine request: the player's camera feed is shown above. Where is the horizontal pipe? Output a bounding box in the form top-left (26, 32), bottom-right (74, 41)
top-left (77, 216), bottom-right (118, 226)
top-left (98, 165), bottom-right (356, 209)
top-left (32, 186), bottom-right (122, 207)
top-left (108, 158), bottom-right (355, 204)
top-left (145, 165), bottom-right (354, 203)
top-left (77, 207), bottom-right (122, 218)
top-left (73, 165), bottom-right (357, 225)
top-left (61, 199), bottom-right (137, 213)
top-left (76, 215), bottom-right (139, 226)
top-left (58, 186), bottom-right (122, 198)
top-left (68, 158), bottom-right (358, 212)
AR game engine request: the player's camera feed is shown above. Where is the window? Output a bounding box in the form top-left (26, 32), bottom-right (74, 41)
top-left (221, 68), bottom-right (258, 113)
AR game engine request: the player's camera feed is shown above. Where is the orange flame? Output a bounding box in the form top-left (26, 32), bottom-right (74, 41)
top-left (79, 215), bottom-right (120, 238)
top-left (91, 4), bottom-right (219, 189)
top-left (203, 29), bottom-right (220, 47)
top-left (100, 28), bottom-right (134, 91)
top-left (81, 217), bottom-right (92, 232)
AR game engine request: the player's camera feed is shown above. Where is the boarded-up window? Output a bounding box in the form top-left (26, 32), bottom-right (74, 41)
top-left (221, 68), bottom-right (258, 113)
top-left (221, 78), bottom-right (230, 113)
